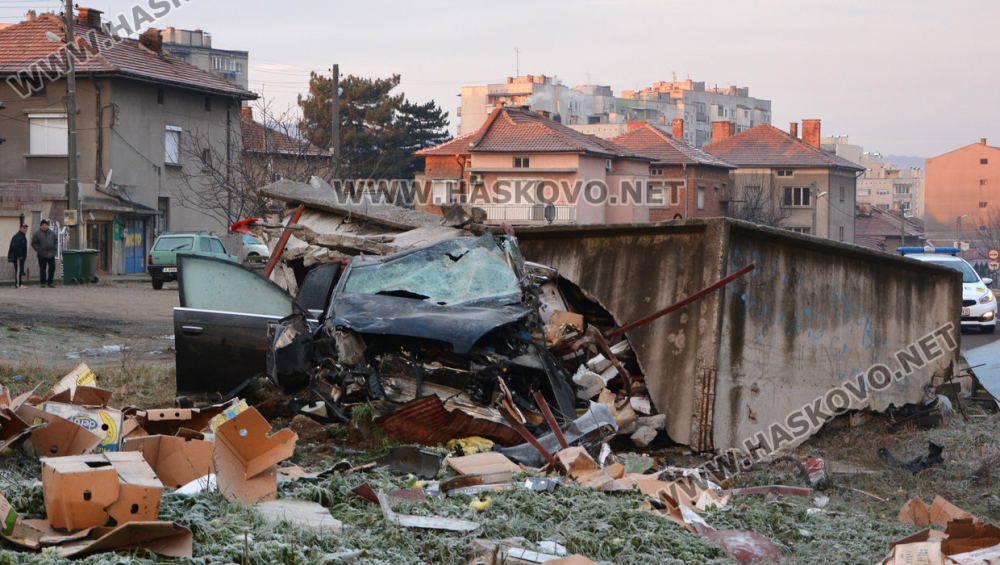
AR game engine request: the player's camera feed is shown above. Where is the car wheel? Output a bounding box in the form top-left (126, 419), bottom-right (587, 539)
top-left (982, 324), bottom-right (996, 334)
top-left (152, 278), bottom-right (164, 290)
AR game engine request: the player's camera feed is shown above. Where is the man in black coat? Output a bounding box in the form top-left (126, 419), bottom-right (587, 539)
top-left (7, 223), bottom-right (27, 289)
top-left (30, 219), bottom-right (57, 288)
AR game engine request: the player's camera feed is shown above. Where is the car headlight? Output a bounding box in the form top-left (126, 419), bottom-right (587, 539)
top-left (980, 291), bottom-right (995, 304)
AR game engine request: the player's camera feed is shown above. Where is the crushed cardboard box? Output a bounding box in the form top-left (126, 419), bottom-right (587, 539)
top-left (17, 404), bottom-right (102, 457)
top-left (214, 406), bottom-right (297, 504)
top-left (38, 386), bottom-right (123, 453)
top-left (51, 363), bottom-right (98, 397)
top-left (122, 434), bottom-right (215, 489)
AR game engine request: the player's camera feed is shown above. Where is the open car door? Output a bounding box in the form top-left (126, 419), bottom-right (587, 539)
top-left (174, 256), bottom-right (310, 396)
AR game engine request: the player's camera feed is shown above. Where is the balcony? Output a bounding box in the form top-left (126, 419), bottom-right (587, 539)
top-left (480, 204), bottom-right (576, 223)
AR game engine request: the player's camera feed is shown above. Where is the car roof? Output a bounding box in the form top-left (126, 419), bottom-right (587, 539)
top-left (906, 253), bottom-right (965, 262)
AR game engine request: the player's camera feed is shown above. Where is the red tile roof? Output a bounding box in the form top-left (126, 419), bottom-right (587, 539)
top-left (853, 234), bottom-right (887, 250)
top-left (414, 133), bottom-right (477, 156)
top-left (242, 118), bottom-right (330, 157)
top-left (611, 125), bottom-right (735, 169)
top-left (466, 107), bottom-right (654, 160)
top-left (704, 123), bottom-right (864, 170)
top-left (0, 14), bottom-right (254, 98)
top-left (855, 207), bottom-right (924, 237)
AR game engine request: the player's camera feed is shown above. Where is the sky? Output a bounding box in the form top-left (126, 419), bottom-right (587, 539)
top-left (3, 0), bottom-right (997, 158)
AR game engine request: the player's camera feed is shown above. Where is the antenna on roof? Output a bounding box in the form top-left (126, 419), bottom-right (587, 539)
top-left (514, 47), bottom-right (521, 76)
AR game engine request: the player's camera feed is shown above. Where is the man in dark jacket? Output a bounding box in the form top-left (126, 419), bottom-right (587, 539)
top-left (7, 223), bottom-right (27, 288)
top-left (30, 219), bottom-right (57, 288)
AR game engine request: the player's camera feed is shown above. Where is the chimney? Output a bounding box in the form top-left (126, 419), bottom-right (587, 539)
top-left (627, 121), bottom-right (645, 132)
top-left (712, 120), bottom-right (735, 143)
top-left (982, 138), bottom-right (988, 146)
top-left (789, 122), bottom-right (798, 138)
top-left (672, 118), bottom-right (684, 139)
top-left (76, 7), bottom-right (103, 27)
top-left (241, 107), bottom-right (253, 122)
top-left (138, 28), bottom-right (163, 54)
top-left (658, 115), bottom-right (666, 125)
top-left (802, 119), bottom-right (821, 148)
top-left (25, 9), bottom-right (36, 20)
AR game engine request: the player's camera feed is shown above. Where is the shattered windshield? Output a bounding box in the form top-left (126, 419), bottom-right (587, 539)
top-left (343, 234), bottom-right (522, 307)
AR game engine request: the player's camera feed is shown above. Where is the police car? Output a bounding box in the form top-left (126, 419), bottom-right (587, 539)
top-left (899, 247), bottom-right (997, 333)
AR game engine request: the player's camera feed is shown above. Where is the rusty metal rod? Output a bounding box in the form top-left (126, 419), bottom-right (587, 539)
top-left (605, 263), bottom-right (756, 339)
top-left (264, 204), bottom-right (306, 278)
top-left (500, 409), bottom-right (559, 468)
top-left (533, 391), bottom-right (569, 450)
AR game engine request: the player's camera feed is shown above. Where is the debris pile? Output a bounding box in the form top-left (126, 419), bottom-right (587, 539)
top-left (884, 497), bottom-right (1000, 565)
top-left (0, 363), bottom-right (298, 559)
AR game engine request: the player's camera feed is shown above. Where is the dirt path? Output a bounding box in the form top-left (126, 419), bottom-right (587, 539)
top-left (0, 281), bottom-right (179, 371)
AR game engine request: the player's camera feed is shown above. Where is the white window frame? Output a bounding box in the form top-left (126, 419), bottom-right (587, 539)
top-left (697, 186), bottom-right (705, 210)
top-left (28, 113), bottom-right (68, 156)
top-left (783, 186), bottom-right (812, 207)
top-left (165, 125), bottom-right (182, 166)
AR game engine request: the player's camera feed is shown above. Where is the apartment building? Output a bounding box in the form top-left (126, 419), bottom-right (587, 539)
top-left (458, 76), bottom-right (772, 148)
top-left (857, 153), bottom-right (924, 217)
top-left (160, 27), bottom-right (249, 90)
top-left (924, 139), bottom-right (1000, 255)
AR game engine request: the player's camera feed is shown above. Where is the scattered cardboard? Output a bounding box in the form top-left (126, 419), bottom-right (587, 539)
top-left (446, 452), bottom-right (519, 476)
top-left (51, 363), bottom-right (97, 397)
top-left (38, 387), bottom-right (123, 453)
top-left (122, 435), bottom-right (215, 489)
top-left (547, 556), bottom-right (600, 565)
top-left (41, 452), bottom-right (163, 530)
top-left (56, 521), bottom-right (193, 559)
top-left (900, 497), bottom-right (933, 527)
top-left (16, 404), bottom-right (102, 457)
top-left (900, 496), bottom-right (976, 528)
top-left (214, 407), bottom-right (297, 504)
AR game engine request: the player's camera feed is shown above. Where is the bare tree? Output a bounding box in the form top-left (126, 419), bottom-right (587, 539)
top-left (726, 172), bottom-right (791, 228)
top-left (173, 99), bottom-right (332, 225)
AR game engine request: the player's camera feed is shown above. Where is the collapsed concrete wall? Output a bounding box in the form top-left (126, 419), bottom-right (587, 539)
top-left (514, 219), bottom-right (962, 452)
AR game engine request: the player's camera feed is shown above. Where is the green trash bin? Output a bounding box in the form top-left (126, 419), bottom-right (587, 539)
top-left (61, 250), bottom-right (82, 284)
top-left (80, 249), bottom-right (99, 283)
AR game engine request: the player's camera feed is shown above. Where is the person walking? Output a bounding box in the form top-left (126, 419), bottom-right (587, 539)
top-left (7, 223), bottom-right (27, 289)
top-left (30, 219), bottom-right (57, 288)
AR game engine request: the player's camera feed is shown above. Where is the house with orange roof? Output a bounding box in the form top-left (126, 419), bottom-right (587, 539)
top-left (0, 8), bottom-right (256, 276)
top-left (611, 122), bottom-right (735, 221)
top-left (414, 106), bottom-right (655, 224)
top-left (704, 120), bottom-right (864, 241)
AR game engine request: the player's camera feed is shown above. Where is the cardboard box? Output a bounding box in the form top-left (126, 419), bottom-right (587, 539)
top-left (214, 407), bottom-right (296, 504)
top-left (51, 363), bottom-right (97, 397)
top-left (122, 435), bottom-right (215, 489)
top-left (38, 387), bottom-right (123, 453)
top-left (41, 452), bottom-right (163, 530)
top-left (16, 404), bottom-right (101, 457)
top-left (446, 452), bottom-right (520, 475)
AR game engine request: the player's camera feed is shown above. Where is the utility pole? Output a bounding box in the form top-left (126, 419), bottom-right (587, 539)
top-left (65, 0), bottom-right (80, 249)
top-left (330, 63), bottom-right (339, 182)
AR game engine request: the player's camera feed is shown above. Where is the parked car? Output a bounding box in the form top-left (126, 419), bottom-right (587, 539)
top-left (148, 233), bottom-right (238, 290)
top-left (901, 247), bottom-right (997, 333)
top-left (242, 234), bottom-right (270, 258)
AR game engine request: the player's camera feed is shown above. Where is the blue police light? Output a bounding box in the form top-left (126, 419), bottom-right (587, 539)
top-left (897, 247), bottom-right (961, 256)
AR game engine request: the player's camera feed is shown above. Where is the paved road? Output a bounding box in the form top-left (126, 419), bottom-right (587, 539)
top-left (0, 281), bottom-right (178, 336)
top-left (961, 326), bottom-right (1000, 352)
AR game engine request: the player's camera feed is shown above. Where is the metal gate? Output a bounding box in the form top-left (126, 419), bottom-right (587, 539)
top-left (122, 219), bottom-right (145, 274)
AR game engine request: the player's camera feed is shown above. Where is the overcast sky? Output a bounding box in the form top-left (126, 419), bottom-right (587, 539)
top-left (5, 0), bottom-right (997, 158)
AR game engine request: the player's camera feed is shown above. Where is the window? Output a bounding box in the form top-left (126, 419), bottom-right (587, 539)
top-left (29, 114), bottom-right (68, 155)
top-left (894, 185), bottom-right (910, 194)
top-left (782, 186), bottom-right (811, 207)
top-left (900, 201), bottom-right (911, 211)
top-left (982, 159), bottom-right (989, 165)
top-left (235, 62), bottom-right (244, 75)
top-left (790, 227), bottom-right (811, 235)
top-left (876, 189), bottom-right (890, 196)
top-left (858, 189), bottom-right (871, 196)
top-left (157, 89), bottom-right (164, 105)
top-left (650, 183), bottom-right (669, 206)
top-left (651, 168), bottom-right (663, 176)
top-left (776, 170), bottom-right (793, 177)
top-left (205, 97), bottom-right (211, 112)
top-left (513, 156), bottom-right (530, 168)
top-left (165, 126), bottom-right (181, 166)
top-left (210, 238), bottom-right (227, 254)
top-left (30, 81), bottom-right (46, 97)
top-left (839, 226), bottom-right (844, 241)
top-left (697, 187), bottom-right (705, 210)
top-left (199, 238), bottom-right (212, 252)
top-left (981, 179), bottom-right (988, 186)
top-left (201, 148), bottom-right (211, 167)
top-left (717, 106), bottom-right (723, 117)
top-left (840, 186), bottom-right (845, 201)
top-left (672, 185), bottom-right (681, 206)
top-left (980, 202), bottom-right (989, 208)
top-left (431, 180), bottom-right (457, 204)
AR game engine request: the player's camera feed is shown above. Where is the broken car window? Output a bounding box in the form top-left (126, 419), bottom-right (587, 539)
top-left (342, 234), bottom-right (522, 308)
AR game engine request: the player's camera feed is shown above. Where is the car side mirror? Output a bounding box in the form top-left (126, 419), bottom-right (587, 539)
top-left (984, 278), bottom-right (993, 286)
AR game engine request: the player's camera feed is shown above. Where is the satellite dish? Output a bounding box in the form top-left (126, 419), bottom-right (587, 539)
top-left (544, 203), bottom-right (556, 224)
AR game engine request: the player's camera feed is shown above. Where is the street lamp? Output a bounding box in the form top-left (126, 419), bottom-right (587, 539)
top-left (811, 191), bottom-right (828, 237)
top-left (957, 214), bottom-right (969, 258)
